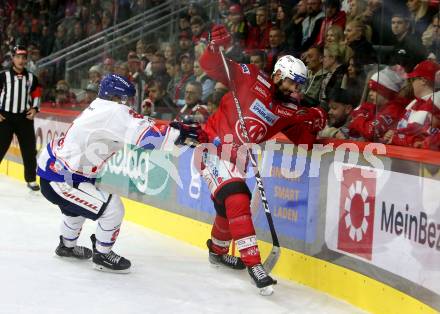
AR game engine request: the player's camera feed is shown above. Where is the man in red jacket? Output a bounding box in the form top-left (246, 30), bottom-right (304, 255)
top-left (197, 25), bottom-right (326, 294)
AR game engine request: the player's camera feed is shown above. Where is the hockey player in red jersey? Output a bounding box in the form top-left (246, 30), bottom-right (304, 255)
top-left (197, 25), bottom-right (327, 293)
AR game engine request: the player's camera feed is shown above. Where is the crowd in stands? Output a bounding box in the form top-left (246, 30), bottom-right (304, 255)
top-left (1, 0), bottom-right (440, 151)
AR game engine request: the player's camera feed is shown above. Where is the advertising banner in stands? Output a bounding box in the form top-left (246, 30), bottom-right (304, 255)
top-left (252, 149), bottom-right (319, 243)
top-left (325, 162), bottom-right (440, 295)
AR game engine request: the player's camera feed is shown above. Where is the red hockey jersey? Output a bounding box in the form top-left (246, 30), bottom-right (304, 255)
top-left (199, 46), bottom-right (326, 149)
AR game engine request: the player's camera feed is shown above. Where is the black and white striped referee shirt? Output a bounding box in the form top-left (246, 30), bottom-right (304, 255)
top-left (0, 67), bottom-right (41, 114)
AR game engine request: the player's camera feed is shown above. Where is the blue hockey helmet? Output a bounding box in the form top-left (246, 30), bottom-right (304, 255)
top-left (98, 73), bottom-right (136, 103)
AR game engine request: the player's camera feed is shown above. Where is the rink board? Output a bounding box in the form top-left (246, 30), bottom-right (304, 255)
top-left (3, 147), bottom-right (439, 314)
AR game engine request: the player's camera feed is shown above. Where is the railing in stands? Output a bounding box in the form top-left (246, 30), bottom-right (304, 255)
top-left (36, 0), bottom-right (176, 70)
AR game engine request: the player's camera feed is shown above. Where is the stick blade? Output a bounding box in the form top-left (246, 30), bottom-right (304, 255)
top-left (263, 245), bottom-right (281, 273)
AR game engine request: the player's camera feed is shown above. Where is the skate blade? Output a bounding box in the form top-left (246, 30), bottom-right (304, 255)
top-left (93, 263), bottom-right (131, 274)
top-left (259, 285), bottom-right (274, 296)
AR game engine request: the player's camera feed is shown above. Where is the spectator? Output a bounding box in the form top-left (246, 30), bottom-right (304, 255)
top-left (217, 0), bottom-right (231, 24)
top-left (266, 27), bottom-right (288, 73)
top-left (341, 56), bottom-right (367, 106)
top-left (386, 60), bottom-right (440, 148)
top-left (177, 31), bottom-right (194, 60)
top-left (249, 50), bottom-right (267, 73)
top-left (102, 57), bottom-right (114, 76)
top-left (127, 52), bottom-right (147, 111)
top-left (178, 12), bottom-right (191, 33)
top-left (304, 46), bottom-right (328, 103)
top-left (52, 24), bottom-right (68, 53)
top-left (227, 4), bottom-right (248, 48)
top-left (148, 52), bottom-right (170, 86)
top-left (54, 80), bottom-right (78, 109)
top-left (178, 81), bottom-right (210, 123)
top-left (319, 88), bottom-right (355, 138)
top-left (67, 19), bottom-right (85, 47)
top-left (163, 42), bottom-right (177, 63)
top-left (423, 13), bottom-right (440, 61)
top-left (344, 19), bottom-right (377, 65)
top-left (190, 15), bottom-right (209, 45)
top-left (321, 43), bottom-right (346, 103)
top-left (348, 67), bottom-right (407, 142)
top-left (194, 60), bottom-right (215, 102)
top-left (88, 64), bottom-right (102, 85)
top-left (86, 14), bottom-right (102, 37)
top-left (114, 61), bottom-right (130, 77)
top-left (276, 3), bottom-right (293, 35)
top-left (101, 10), bottom-right (113, 30)
top-left (141, 79), bottom-right (177, 119)
top-left (388, 9), bottom-right (427, 72)
top-left (325, 24), bottom-right (345, 46)
top-left (316, 0), bottom-right (346, 46)
top-left (143, 43), bottom-right (159, 76)
top-left (407, 0), bottom-right (435, 38)
top-left (39, 25), bottom-right (54, 57)
top-left (300, 0), bottom-right (325, 52)
top-left (80, 83), bottom-right (99, 108)
top-left (27, 46), bottom-right (41, 74)
top-left (285, 0), bottom-right (308, 54)
top-left (346, 0), bottom-right (367, 24)
top-left (361, 0), bottom-right (394, 45)
top-left (246, 6), bottom-right (272, 50)
top-left (174, 53), bottom-right (195, 106)
top-left (165, 58), bottom-right (180, 100)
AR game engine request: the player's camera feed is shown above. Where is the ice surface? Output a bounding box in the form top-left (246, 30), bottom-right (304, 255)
top-left (0, 175), bottom-right (365, 314)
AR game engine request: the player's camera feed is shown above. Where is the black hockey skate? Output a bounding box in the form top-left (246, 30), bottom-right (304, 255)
top-left (90, 234), bottom-right (131, 273)
top-left (207, 239), bottom-right (245, 270)
top-left (55, 236), bottom-right (92, 259)
top-left (248, 263), bottom-right (277, 296)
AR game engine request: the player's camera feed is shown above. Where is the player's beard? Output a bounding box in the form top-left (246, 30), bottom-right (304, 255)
top-left (273, 81), bottom-right (296, 103)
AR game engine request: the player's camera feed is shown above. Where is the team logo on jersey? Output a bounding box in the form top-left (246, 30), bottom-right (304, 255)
top-left (252, 81), bottom-right (269, 100)
top-left (276, 106), bottom-right (294, 117)
top-left (257, 75), bottom-right (271, 88)
top-left (235, 117), bottom-right (267, 143)
top-left (240, 64), bottom-right (250, 74)
top-left (250, 99), bottom-right (279, 126)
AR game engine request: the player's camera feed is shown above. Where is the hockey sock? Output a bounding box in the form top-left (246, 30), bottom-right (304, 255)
top-left (210, 215), bottom-right (232, 255)
top-left (95, 196), bottom-right (125, 254)
top-left (225, 193), bottom-right (262, 266)
top-left (60, 215), bottom-right (86, 248)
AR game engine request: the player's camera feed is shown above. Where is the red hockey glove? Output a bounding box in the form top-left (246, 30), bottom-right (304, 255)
top-left (209, 24), bottom-right (232, 50)
top-left (169, 121), bottom-right (208, 147)
top-left (295, 107), bottom-right (327, 133)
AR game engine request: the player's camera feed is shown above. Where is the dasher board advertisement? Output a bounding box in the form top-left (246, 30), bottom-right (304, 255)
top-left (325, 162), bottom-right (440, 295)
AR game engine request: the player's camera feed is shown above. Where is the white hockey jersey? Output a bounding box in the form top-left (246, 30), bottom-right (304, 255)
top-left (37, 98), bottom-right (176, 182)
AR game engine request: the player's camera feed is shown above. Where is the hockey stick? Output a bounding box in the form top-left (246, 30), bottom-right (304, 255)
top-left (218, 46), bottom-right (280, 273)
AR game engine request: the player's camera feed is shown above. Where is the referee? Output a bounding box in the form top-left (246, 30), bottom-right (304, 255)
top-left (0, 45), bottom-right (42, 191)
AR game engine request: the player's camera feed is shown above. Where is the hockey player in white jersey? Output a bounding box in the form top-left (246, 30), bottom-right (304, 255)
top-left (37, 74), bottom-right (206, 273)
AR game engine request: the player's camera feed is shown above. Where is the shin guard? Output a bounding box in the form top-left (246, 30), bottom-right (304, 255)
top-left (225, 193), bottom-right (261, 266)
top-left (210, 215), bottom-right (232, 255)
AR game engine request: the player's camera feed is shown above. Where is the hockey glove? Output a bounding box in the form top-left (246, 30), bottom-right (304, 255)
top-left (209, 24), bottom-right (232, 51)
top-left (169, 121), bottom-right (208, 147)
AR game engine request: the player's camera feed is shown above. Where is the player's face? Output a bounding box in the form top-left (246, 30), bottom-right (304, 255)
top-left (278, 77), bottom-right (302, 97)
